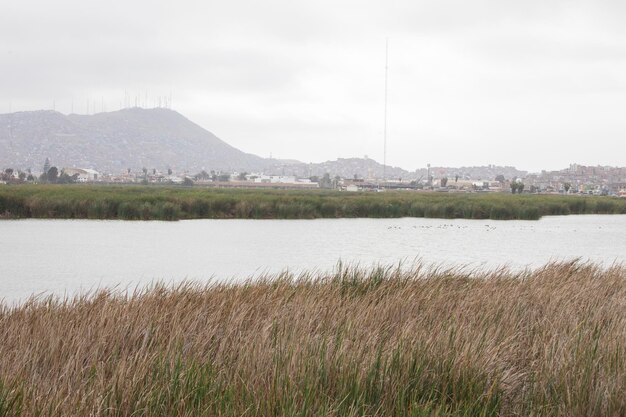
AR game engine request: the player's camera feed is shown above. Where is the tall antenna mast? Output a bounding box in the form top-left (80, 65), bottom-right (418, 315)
top-left (383, 38), bottom-right (389, 183)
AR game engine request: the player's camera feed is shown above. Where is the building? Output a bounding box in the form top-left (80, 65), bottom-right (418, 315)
top-left (62, 168), bottom-right (100, 182)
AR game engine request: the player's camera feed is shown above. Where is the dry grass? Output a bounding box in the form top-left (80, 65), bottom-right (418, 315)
top-left (0, 261), bottom-right (624, 416)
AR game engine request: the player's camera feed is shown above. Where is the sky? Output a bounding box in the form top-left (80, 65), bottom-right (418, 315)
top-left (1, 0), bottom-right (625, 173)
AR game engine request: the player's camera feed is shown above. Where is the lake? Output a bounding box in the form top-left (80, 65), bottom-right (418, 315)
top-left (1, 215), bottom-right (625, 303)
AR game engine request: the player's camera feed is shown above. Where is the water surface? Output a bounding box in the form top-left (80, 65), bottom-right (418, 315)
top-left (1, 215), bottom-right (625, 303)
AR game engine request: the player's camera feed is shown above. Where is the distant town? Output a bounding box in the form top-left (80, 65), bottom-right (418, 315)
top-left (2, 108), bottom-right (624, 196)
top-left (1, 159), bottom-right (625, 197)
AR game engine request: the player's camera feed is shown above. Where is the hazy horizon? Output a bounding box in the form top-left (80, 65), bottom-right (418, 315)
top-left (0, 107), bottom-right (623, 174)
top-left (2, 0), bottom-right (625, 172)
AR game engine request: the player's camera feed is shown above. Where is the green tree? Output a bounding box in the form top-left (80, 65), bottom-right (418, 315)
top-left (237, 172), bottom-right (248, 181)
top-left (3, 168), bottom-right (13, 181)
top-left (182, 177), bottom-right (194, 186)
top-left (195, 170), bottom-right (210, 180)
top-left (47, 166), bottom-right (59, 183)
top-left (319, 173), bottom-right (332, 189)
top-left (440, 177), bottom-right (448, 187)
top-left (563, 182), bottom-right (571, 193)
top-left (57, 172), bottom-right (78, 184)
top-left (333, 176), bottom-right (341, 189)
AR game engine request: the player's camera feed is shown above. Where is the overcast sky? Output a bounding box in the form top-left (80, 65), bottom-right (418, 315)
top-left (2, 0), bottom-right (625, 172)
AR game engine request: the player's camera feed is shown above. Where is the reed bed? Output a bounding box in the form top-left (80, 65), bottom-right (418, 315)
top-left (0, 261), bottom-right (624, 416)
top-left (1, 184), bottom-right (626, 221)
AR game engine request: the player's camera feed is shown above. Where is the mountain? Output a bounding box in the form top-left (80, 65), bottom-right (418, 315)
top-left (0, 108), bottom-right (528, 181)
top-left (0, 108), bottom-right (267, 173)
top-left (269, 157), bottom-right (414, 180)
top-left (269, 159), bottom-right (527, 181)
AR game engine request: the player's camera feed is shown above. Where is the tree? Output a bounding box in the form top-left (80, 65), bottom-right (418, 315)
top-left (57, 172), bottom-right (77, 184)
top-left (518, 182), bottom-right (525, 193)
top-left (319, 173), bottom-right (332, 189)
top-left (3, 168), bottom-right (13, 181)
top-left (510, 182), bottom-right (518, 194)
top-left (440, 177), bottom-right (448, 187)
top-left (495, 174), bottom-right (505, 184)
top-left (218, 173), bottom-right (230, 182)
top-left (195, 170), bottom-right (210, 180)
top-left (182, 177), bottom-right (194, 186)
top-left (563, 182), bottom-right (571, 193)
top-left (237, 172), bottom-right (248, 181)
top-left (455, 175), bottom-right (459, 183)
top-left (167, 168), bottom-right (173, 175)
top-left (47, 166), bottom-right (59, 183)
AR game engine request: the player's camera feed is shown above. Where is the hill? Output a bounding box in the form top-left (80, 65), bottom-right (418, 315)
top-left (0, 108), bottom-right (529, 180)
top-left (0, 108), bottom-right (267, 173)
top-left (266, 157), bottom-right (413, 180)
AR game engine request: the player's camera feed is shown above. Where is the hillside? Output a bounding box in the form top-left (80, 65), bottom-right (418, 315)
top-left (267, 157), bottom-right (413, 180)
top-left (0, 108), bottom-right (529, 180)
top-left (0, 108), bottom-right (267, 173)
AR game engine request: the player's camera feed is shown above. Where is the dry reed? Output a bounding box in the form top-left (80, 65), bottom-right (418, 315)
top-left (0, 261), bottom-right (624, 416)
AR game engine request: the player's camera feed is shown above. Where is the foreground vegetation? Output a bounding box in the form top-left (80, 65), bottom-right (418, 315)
top-left (1, 184), bottom-right (626, 220)
top-left (0, 261), bottom-right (624, 416)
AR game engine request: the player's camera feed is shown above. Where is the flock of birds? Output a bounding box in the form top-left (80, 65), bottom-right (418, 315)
top-left (385, 224), bottom-right (498, 231)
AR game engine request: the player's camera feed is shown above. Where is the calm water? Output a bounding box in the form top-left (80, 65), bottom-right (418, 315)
top-left (1, 215), bottom-right (625, 303)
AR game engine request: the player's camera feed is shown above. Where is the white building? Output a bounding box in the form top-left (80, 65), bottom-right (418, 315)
top-left (62, 168), bottom-right (100, 182)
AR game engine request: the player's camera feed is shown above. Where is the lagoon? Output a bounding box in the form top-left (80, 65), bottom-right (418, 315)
top-left (1, 215), bottom-right (625, 303)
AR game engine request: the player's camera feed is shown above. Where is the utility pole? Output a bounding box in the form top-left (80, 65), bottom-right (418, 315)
top-left (383, 38), bottom-right (389, 184)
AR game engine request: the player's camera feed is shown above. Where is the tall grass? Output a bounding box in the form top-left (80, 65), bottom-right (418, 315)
top-left (1, 184), bottom-right (626, 220)
top-left (0, 261), bottom-right (624, 416)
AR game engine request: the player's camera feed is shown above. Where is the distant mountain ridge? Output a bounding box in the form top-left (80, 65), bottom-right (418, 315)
top-left (0, 108), bottom-right (266, 173)
top-left (0, 108), bottom-right (527, 180)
